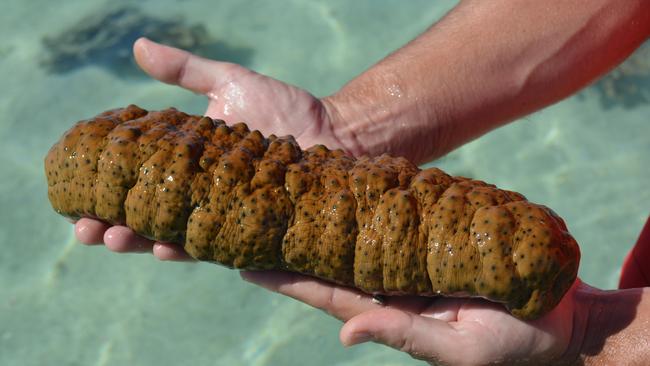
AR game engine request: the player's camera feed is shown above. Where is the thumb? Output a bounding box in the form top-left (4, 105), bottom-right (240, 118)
top-left (340, 308), bottom-right (463, 362)
top-left (133, 37), bottom-right (244, 95)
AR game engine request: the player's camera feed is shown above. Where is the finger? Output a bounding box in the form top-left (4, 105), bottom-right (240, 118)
top-left (240, 270), bottom-right (383, 321)
top-left (153, 242), bottom-right (195, 262)
top-left (419, 297), bottom-right (465, 322)
top-left (340, 308), bottom-right (461, 362)
top-left (102, 226), bottom-right (195, 261)
top-left (383, 295), bottom-right (435, 315)
top-left (133, 37), bottom-right (243, 95)
top-left (103, 226), bottom-right (155, 253)
top-left (75, 218), bottom-right (111, 245)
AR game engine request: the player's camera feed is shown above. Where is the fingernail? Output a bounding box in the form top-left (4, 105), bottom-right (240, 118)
top-left (136, 38), bottom-right (153, 63)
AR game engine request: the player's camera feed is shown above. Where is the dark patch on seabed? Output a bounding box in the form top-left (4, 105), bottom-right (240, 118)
top-left (40, 5), bottom-right (253, 80)
top-left (587, 41), bottom-right (650, 109)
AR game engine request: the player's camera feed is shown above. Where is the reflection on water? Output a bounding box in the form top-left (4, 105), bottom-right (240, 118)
top-left (40, 5), bottom-right (254, 79)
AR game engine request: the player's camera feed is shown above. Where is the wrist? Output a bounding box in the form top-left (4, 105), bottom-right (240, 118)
top-left (321, 73), bottom-right (445, 164)
top-left (564, 284), bottom-right (650, 365)
top-left (319, 93), bottom-right (369, 159)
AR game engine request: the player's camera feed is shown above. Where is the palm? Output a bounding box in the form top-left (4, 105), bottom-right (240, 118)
top-left (134, 38), bottom-right (347, 153)
top-left (200, 66), bottom-right (342, 151)
top-left (242, 270), bottom-right (578, 365)
top-left (411, 298), bottom-right (572, 364)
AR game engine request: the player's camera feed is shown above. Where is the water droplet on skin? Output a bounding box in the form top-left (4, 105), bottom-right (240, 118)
top-left (207, 91), bottom-right (219, 101)
top-left (222, 81), bottom-right (246, 116)
top-left (387, 84), bottom-right (403, 98)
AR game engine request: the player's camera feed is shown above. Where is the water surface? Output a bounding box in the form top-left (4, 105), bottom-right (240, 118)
top-left (1, 0), bottom-right (648, 365)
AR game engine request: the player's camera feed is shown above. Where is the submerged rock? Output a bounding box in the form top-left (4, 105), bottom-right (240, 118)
top-left (590, 41), bottom-right (650, 109)
top-left (40, 6), bottom-right (252, 78)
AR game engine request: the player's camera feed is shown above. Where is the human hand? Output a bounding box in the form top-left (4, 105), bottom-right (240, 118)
top-left (240, 271), bottom-right (586, 365)
top-left (75, 37), bottom-right (358, 255)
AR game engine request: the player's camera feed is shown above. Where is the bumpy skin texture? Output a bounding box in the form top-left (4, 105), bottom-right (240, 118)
top-left (45, 105), bottom-right (580, 320)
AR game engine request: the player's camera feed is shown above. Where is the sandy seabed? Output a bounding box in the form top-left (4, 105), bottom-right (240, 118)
top-left (1, 0), bottom-right (648, 365)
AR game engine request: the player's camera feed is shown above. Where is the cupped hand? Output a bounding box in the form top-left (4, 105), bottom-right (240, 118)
top-left (241, 271), bottom-right (582, 365)
top-left (75, 37), bottom-right (359, 256)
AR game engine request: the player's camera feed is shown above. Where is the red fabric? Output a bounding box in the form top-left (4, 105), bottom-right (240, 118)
top-left (619, 216), bottom-right (650, 289)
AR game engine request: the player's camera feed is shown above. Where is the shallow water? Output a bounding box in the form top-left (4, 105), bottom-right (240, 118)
top-left (1, 0), bottom-right (648, 365)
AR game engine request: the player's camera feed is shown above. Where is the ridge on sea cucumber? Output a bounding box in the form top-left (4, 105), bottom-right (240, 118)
top-left (45, 105), bottom-right (580, 320)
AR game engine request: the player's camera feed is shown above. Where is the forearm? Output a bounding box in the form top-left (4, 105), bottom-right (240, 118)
top-left (325, 0), bottom-right (650, 164)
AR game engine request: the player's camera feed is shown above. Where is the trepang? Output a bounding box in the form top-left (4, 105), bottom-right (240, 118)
top-left (45, 105), bottom-right (580, 319)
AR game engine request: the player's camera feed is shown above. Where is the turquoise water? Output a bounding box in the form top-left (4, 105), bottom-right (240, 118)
top-left (1, 0), bottom-right (649, 365)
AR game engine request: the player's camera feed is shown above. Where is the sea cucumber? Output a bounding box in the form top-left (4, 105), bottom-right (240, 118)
top-left (45, 105), bottom-right (580, 319)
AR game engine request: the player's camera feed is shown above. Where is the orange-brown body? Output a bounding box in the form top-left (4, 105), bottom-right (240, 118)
top-left (45, 105), bottom-right (580, 319)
